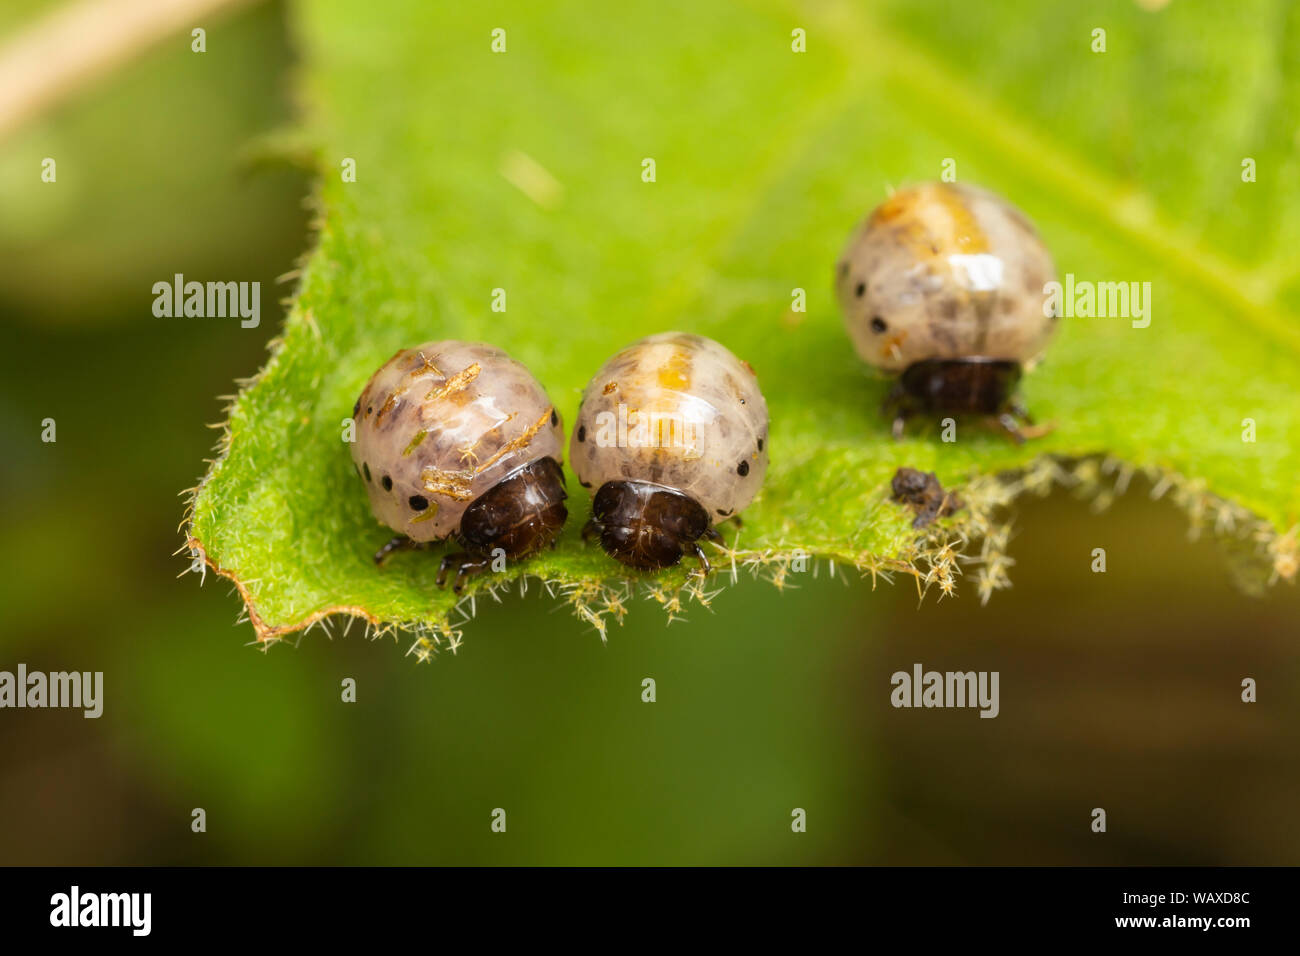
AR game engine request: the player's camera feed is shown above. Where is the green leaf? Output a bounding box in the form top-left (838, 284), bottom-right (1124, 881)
top-left (187, 0), bottom-right (1300, 651)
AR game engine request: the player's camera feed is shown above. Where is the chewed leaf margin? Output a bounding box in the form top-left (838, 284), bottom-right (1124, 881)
top-left (182, 427), bottom-right (1298, 659)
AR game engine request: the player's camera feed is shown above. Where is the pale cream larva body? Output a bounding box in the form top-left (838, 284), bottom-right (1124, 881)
top-left (350, 340), bottom-right (564, 542)
top-left (835, 182), bottom-right (1057, 373)
top-left (835, 182), bottom-right (1058, 442)
top-left (570, 332), bottom-right (769, 521)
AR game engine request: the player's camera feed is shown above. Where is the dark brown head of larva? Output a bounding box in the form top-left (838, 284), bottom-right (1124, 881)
top-left (890, 358), bottom-right (1028, 442)
top-left (441, 457), bottom-right (568, 589)
top-left (583, 481), bottom-right (719, 572)
top-left (372, 457), bottom-right (568, 593)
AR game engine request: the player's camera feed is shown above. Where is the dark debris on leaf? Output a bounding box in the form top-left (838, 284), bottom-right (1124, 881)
top-left (891, 467), bottom-right (963, 529)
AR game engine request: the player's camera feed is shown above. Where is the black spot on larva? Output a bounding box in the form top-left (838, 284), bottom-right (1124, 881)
top-left (366, 405), bottom-right (373, 416)
top-left (739, 398), bottom-right (746, 405)
top-left (717, 508), bottom-right (733, 516)
top-left (580, 479), bottom-right (592, 489)
top-left (352, 399), bottom-right (360, 418)
top-left (871, 316), bottom-right (888, 334)
top-left (382, 475), bottom-right (393, 491)
top-left (353, 463), bottom-right (360, 477)
top-left (737, 460), bottom-right (750, 477)
top-left (577, 425), bottom-right (586, 442)
top-left (838, 261), bottom-right (848, 277)
top-left (855, 281), bottom-right (866, 298)
top-left (550, 409), bottom-right (558, 427)
top-left (757, 437), bottom-right (764, 452)
top-left (408, 494), bottom-right (429, 511)
top-left (363, 463), bottom-right (372, 482)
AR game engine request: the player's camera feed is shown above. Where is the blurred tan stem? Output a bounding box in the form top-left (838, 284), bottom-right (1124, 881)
top-left (0, 0), bottom-right (262, 142)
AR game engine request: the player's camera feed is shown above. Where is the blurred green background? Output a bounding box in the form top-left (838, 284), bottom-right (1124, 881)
top-left (0, 0), bottom-right (1297, 865)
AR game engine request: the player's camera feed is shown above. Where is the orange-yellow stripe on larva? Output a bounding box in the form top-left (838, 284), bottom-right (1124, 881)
top-left (657, 345), bottom-right (692, 392)
top-left (927, 182), bottom-right (989, 254)
top-left (870, 183), bottom-right (990, 260)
